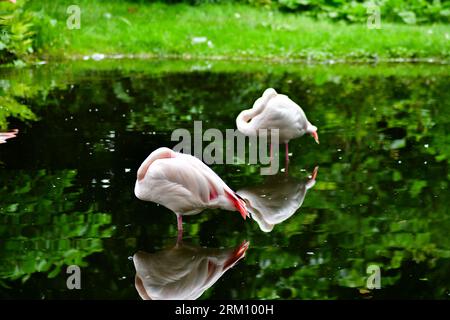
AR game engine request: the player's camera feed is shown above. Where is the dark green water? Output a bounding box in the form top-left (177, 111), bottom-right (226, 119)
top-left (0, 61), bottom-right (449, 299)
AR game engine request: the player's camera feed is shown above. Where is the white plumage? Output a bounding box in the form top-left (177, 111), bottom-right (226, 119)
top-left (134, 147), bottom-right (248, 234)
top-left (133, 241), bottom-right (249, 300)
top-left (237, 167), bottom-right (318, 232)
top-left (236, 89), bottom-right (319, 163)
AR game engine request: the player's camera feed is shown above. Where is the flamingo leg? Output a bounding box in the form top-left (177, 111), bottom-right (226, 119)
top-left (177, 215), bottom-right (183, 244)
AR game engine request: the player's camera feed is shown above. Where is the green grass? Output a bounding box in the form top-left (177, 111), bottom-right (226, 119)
top-left (29, 1), bottom-right (450, 62)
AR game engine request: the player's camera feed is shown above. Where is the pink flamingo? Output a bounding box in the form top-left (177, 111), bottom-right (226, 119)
top-left (134, 147), bottom-right (248, 240)
top-left (0, 129), bottom-right (18, 144)
top-left (236, 88), bottom-right (319, 169)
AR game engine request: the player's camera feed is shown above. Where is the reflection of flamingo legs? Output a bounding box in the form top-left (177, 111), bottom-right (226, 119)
top-left (177, 215), bottom-right (183, 244)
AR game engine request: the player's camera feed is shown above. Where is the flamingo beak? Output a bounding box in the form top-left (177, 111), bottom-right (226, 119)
top-left (236, 198), bottom-right (248, 220)
top-left (225, 190), bottom-right (249, 220)
top-left (311, 131), bottom-right (319, 144)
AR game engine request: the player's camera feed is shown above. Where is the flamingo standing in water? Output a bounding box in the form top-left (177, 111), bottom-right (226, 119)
top-left (134, 147), bottom-right (248, 240)
top-left (236, 88), bottom-right (319, 167)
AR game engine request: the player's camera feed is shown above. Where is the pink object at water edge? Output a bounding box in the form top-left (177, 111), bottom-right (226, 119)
top-left (0, 129), bottom-right (19, 144)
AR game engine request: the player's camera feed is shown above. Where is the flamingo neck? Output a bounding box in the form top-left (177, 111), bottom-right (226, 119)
top-left (236, 89), bottom-right (277, 135)
top-left (137, 147), bottom-right (174, 181)
top-left (306, 122), bottom-right (317, 134)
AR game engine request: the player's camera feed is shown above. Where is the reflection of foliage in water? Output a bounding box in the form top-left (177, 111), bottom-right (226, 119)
top-left (225, 72), bottom-right (450, 298)
top-left (0, 170), bottom-right (113, 285)
top-left (0, 94), bottom-right (36, 130)
top-left (0, 70), bottom-right (40, 129)
top-left (0, 65), bottom-right (73, 129)
top-left (118, 65), bottom-right (448, 299)
top-left (0, 61), bottom-right (449, 298)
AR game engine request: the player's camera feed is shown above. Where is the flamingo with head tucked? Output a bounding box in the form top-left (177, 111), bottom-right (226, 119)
top-left (134, 147), bottom-right (248, 240)
top-left (237, 166), bottom-right (318, 232)
top-left (236, 88), bottom-right (319, 166)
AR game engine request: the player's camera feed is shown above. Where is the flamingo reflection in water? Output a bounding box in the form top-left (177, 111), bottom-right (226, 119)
top-left (237, 166), bottom-right (318, 232)
top-left (132, 240), bottom-right (249, 300)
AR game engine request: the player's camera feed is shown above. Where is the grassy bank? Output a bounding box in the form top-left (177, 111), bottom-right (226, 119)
top-left (29, 1), bottom-right (449, 62)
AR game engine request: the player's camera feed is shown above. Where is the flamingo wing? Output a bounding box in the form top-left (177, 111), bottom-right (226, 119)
top-left (176, 153), bottom-right (230, 195)
top-left (176, 153), bottom-right (248, 219)
top-left (252, 100), bottom-right (303, 134)
top-left (143, 157), bottom-right (213, 214)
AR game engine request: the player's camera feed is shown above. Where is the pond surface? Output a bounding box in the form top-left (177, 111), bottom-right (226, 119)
top-left (0, 60), bottom-right (449, 299)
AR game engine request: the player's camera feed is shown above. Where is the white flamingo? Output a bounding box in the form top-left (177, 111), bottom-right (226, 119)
top-left (134, 147), bottom-right (248, 240)
top-left (0, 129), bottom-right (18, 144)
top-left (133, 240), bottom-right (249, 300)
top-left (237, 167), bottom-right (318, 232)
top-left (236, 88), bottom-right (319, 166)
